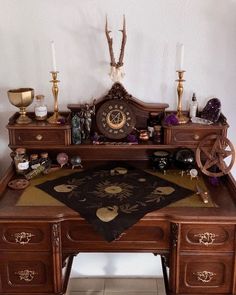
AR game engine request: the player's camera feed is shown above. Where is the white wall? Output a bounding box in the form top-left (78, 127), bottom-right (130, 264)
top-left (1, 0), bottom-right (236, 276)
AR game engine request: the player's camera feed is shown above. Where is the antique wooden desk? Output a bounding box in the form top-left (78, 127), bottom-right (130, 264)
top-left (1, 94), bottom-right (236, 295)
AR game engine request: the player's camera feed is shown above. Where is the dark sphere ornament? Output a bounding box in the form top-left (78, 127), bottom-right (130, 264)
top-left (70, 156), bottom-right (83, 169)
top-left (174, 148), bottom-right (195, 170)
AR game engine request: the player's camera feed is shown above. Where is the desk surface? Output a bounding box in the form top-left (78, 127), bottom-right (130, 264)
top-left (1, 164), bottom-right (236, 295)
top-left (1, 163), bottom-right (236, 220)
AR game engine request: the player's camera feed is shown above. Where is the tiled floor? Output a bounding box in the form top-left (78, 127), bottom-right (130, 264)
top-left (68, 278), bottom-right (166, 295)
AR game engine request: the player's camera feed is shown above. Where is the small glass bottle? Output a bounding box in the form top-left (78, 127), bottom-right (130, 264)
top-left (189, 93), bottom-right (198, 118)
top-left (14, 148), bottom-right (29, 175)
top-left (40, 152), bottom-right (51, 173)
top-left (153, 125), bottom-right (162, 144)
top-left (147, 113), bottom-right (158, 139)
top-left (29, 154), bottom-right (40, 170)
top-left (34, 95), bottom-right (47, 121)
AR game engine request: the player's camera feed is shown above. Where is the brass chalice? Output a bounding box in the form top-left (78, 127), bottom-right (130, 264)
top-left (8, 88), bottom-right (34, 124)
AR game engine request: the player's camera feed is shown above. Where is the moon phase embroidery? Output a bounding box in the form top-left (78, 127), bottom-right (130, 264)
top-left (96, 206), bottom-right (119, 222)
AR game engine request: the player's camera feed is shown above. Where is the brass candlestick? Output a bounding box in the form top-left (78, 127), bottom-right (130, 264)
top-left (176, 70), bottom-right (189, 124)
top-left (47, 71), bottom-right (64, 124)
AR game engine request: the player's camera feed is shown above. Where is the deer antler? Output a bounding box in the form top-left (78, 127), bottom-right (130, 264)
top-left (105, 16), bottom-right (116, 67)
top-left (118, 15), bottom-right (127, 68)
top-left (105, 15), bottom-right (127, 68)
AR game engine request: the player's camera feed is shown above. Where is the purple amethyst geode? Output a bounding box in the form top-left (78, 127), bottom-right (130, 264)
top-left (201, 98), bottom-right (221, 123)
top-left (164, 113), bottom-right (179, 126)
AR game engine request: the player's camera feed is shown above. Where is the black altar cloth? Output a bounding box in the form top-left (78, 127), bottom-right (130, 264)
top-left (37, 164), bottom-right (193, 241)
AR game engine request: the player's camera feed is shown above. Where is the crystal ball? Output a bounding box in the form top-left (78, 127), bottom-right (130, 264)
top-left (174, 148), bottom-right (195, 170)
top-left (56, 152), bottom-right (69, 167)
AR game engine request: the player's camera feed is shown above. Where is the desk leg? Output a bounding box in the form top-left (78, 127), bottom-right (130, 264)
top-left (161, 255), bottom-right (169, 295)
top-left (63, 254), bottom-right (75, 294)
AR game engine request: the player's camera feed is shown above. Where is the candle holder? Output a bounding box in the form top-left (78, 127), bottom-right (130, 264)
top-left (47, 71), bottom-right (64, 124)
top-left (176, 70), bottom-right (189, 124)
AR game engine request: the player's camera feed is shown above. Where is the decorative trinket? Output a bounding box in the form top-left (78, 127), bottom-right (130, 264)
top-left (164, 113), bottom-right (179, 126)
top-left (56, 152), bottom-right (69, 167)
top-left (196, 184), bottom-right (209, 204)
top-left (70, 156), bottom-right (83, 169)
top-left (191, 117), bottom-right (213, 125)
top-left (8, 178), bottom-right (30, 190)
top-left (174, 148), bottom-right (195, 171)
top-left (139, 130), bottom-right (149, 141)
top-left (151, 150), bottom-right (171, 172)
top-left (105, 16), bottom-right (126, 83)
top-left (71, 113), bottom-right (82, 144)
top-left (189, 168), bottom-right (198, 180)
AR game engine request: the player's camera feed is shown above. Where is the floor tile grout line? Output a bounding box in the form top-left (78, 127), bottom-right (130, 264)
top-left (69, 278), bottom-right (164, 294)
top-left (156, 278), bottom-right (158, 295)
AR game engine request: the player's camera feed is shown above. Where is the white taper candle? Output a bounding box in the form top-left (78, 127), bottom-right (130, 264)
top-left (51, 41), bottom-right (57, 72)
top-left (176, 43), bottom-right (184, 71)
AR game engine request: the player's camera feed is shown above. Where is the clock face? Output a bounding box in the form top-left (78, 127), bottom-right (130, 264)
top-left (96, 100), bottom-right (136, 139)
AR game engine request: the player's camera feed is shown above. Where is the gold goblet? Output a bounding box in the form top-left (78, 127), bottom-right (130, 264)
top-left (8, 88), bottom-right (34, 124)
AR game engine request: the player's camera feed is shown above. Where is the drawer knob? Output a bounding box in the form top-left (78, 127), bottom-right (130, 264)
top-left (194, 271), bottom-right (216, 283)
top-left (193, 134), bottom-right (200, 140)
top-left (36, 134), bottom-right (43, 141)
top-left (194, 232), bottom-right (218, 246)
top-left (15, 269), bottom-right (37, 282)
top-left (14, 232), bottom-right (35, 245)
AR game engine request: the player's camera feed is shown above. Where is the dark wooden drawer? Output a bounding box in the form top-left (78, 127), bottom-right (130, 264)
top-left (0, 223), bottom-right (51, 251)
top-left (164, 123), bottom-right (227, 146)
top-left (7, 113), bottom-right (72, 148)
top-left (62, 220), bottom-right (170, 251)
top-left (0, 252), bottom-right (53, 293)
top-left (180, 224), bottom-right (234, 251)
top-left (178, 254), bottom-right (233, 294)
top-left (11, 128), bottom-right (71, 146)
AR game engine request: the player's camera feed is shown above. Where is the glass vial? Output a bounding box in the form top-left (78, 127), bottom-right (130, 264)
top-left (189, 93), bottom-right (198, 118)
top-left (40, 152), bottom-right (51, 172)
top-left (29, 154), bottom-right (40, 170)
top-left (14, 148), bottom-right (29, 175)
top-left (34, 95), bottom-right (47, 121)
top-left (153, 125), bottom-right (162, 144)
top-left (147, 113), bottom-right (159, 139)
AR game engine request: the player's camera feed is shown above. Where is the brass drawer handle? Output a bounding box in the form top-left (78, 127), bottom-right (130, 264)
top-left (193, 134), bottom-right (200, 140)
top-left (194, 271), bottom-right (216, 283)
top-left (15, 269), bottom-right (37, 282)
top-left (36, 134), bottom-right (43, 141)
top-left (194, 232), bottom-right (218, 246)
top-left (14, 232), bottom-right (35, 245)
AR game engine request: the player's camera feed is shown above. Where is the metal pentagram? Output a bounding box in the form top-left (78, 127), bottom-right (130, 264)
top-left (196, 135), bottom-right (235, 177)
